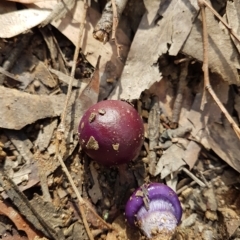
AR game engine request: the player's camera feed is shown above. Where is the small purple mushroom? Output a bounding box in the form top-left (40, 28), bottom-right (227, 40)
top-left (125, 183), bottom-right (182, 239)
top-left (78, 100), bottom-right (144, 166)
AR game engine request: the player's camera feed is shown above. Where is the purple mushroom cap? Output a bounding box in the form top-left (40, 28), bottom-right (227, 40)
top-left (78, 100), bottom-right (144, 166)
top-left (125, 183), bottom-right (182, 238)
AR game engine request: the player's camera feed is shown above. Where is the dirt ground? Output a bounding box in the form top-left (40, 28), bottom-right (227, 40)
top-left (0, 0), bottom-right (240, 239)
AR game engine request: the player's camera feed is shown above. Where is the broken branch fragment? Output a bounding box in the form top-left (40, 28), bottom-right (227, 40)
top-left (93, 0), bottom-right (128, 43)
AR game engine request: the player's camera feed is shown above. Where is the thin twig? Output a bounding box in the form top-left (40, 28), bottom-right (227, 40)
top-left (111, 0), bottom-right (118, 42)
top-left (57, 154), bottom-right (94, 240)
top-left (199, 3), bottom-right (208, 109)
top-left (58, 1), bottom-right (88, 134)
top-left (111, 0), bottom-right (123, 59)
top-left (198, 171), bottom-right (210, 188)
top-left (181, 167), bottom-right (206, 187)
top-left (176, 180), bottom-right (197, 195)
top-left (201, 0), bottom-right (240, 43)
top-left (198, 0), bottom-right (240, 139)
top-left (55, 2), bottom-right (95, 239)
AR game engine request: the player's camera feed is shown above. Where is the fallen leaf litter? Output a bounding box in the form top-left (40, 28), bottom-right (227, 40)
top-left (0, 0), bottom-right (239, 239)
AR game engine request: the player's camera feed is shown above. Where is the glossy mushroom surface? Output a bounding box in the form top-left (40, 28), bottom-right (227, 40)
top-left (78, 100), bottom-right (144, 166)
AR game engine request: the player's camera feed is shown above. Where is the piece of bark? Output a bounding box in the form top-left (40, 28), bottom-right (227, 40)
top-left (93, 0), bottom-right (128, 43)
top-left (30, 194), bottom-right (69, 230)
top-left (147, 96), bottom-right (160, 175)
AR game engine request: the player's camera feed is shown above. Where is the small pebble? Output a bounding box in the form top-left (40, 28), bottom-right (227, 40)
top-left (33, 79), bottom-right (41, 89)
top-left (181, 213), bottom-right (197, 228)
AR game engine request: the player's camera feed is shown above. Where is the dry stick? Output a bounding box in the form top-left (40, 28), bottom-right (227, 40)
top-left (58, 6), bottom-right (87, 133)
top-left (201, 0), bottom-right (240, 43)
top-left (172, 61), bottom-right (189, 124)
top-left (111, 0), bottom-right (118, 41)
top-left (181, 167), bottom-right (206, 188)
top-left (198, 1), bottom-right (240, 139)
top-left (58, 154), bottom-right (113, 230)
top-left (57, 155), bottom-right (93, 240)
top-left (176, 180), bottom-right (197, 195)
top-left (111, 0), bottom-right (122, 58)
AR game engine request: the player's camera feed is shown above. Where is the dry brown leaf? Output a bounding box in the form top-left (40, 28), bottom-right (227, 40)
top-left (0, 201), bottom-right (40, 240)
top-left (154, 144), bottom-right (186, 178)
top-left (226, 0), bottom-right (240, 54)
top-left (183, 141), bottom-right (202, 170)
top-left (178, 88), bottom-right (219, 168)
top-left (148, 78), bottom-right (175, 118)
top-left (110, 0), bottom-right (199, 100)
top-left (207, 120), bottom-right (240, 173)
top-left (35, 118), bottom-right (58, 151)
top-left (0, 8), bottom-right (50, 38)
top-left (178, 74), bottom-right (240, 172)
top-left (0, 86), bottom-right (65, 130)
top-left (31, 1), bottom-right (84, 46)
top-left (182, 7), bottom-right (240, 85)
top-left (10, 52), bottom-right (56, 90)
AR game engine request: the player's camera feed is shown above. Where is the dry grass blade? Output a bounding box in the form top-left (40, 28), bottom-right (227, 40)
top-left (198, 0), bottom-right (240, 139)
